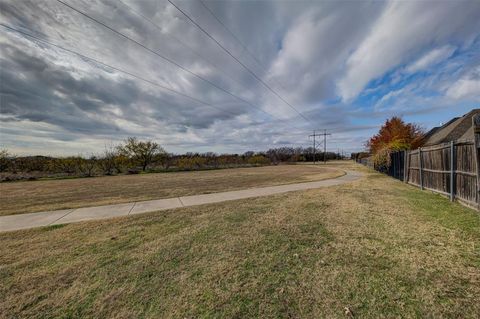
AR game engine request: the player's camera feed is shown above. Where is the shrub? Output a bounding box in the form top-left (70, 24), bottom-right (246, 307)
top-left (77, 156), bottom-right (98, 177)
top-left (52, 157), bottom-right (79, 175)
top-left (0, 149), bottom-right (12, 172)
top-left (247, 155), bottom-right (270, 166)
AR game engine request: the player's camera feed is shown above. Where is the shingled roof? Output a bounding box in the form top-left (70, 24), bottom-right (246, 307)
top-left (423, 109), bottom-right (480, 146)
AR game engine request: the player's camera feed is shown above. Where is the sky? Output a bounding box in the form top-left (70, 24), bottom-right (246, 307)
top-left (1, 0), bottom-right (479, 156)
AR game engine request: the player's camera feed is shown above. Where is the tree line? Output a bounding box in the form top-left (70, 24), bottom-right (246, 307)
top-left (0, 138), bottom-right (345, 181)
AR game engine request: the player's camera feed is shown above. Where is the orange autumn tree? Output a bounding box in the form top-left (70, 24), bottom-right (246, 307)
top-left (367, 116), bottom-right (424, 167)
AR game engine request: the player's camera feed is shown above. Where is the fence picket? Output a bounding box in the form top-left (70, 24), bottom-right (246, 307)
top-left (473, 115), bottom-right (480, 209)
top-left (356, 140), bottom-right (479, 210)
top-left (450, 141), bottom-right (455, 201)
top-left (419, 148), bottom-right (424, 190)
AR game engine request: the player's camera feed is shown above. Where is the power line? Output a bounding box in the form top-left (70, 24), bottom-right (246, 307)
top-left (2, 23), bottom-right (309, 137)
top-left (198, 0), bottom-right (290, 94)
top-left (116, 0), bottom-right (256, 100)
top-left (166, 0), bottom-right (312, 124)
top-left (0, 23), bottom-right (239, 117)
top-left (54, 0), bottom-right (300, 127)
top-left (198, 0), bottom-right (264, 69)
top-left (113, 5), bottom-right (318, 140)
top-left (2, 24), bottom-right (303, 145)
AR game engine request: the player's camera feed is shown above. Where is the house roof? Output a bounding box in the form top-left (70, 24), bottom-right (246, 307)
top-left (423, 109), bottom-right (479, 146)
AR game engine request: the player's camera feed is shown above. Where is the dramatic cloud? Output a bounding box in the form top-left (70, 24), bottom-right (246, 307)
top-left (0, 0), bottom-right (479, 155)
top-left (266, 1), bottom-right (383, 108)
top-left (338, 0), bottom-right (480, 101)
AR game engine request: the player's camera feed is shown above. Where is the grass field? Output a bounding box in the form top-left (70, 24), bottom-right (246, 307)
top-left (1, 162), bottom-right (479, 318)
top-left (0, 164), bottom-right (343, 216)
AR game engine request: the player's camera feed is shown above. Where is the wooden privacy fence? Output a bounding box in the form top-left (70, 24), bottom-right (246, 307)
top-left (358, 115), bottom-right (480, 211)
top-left (404, 140), bottom-right (478, 209)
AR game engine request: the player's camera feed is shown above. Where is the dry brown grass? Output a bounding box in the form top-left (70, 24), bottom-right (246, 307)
top-left (0, 164), bottom-right (343, 216)
top-left (1, 162), bottom-right (479, 318)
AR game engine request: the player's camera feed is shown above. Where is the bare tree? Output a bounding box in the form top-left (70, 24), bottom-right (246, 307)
top-left (162, 153), bottom-right (174, 171)
top-left (118, 137), bottom-right (165, 171)
top-left (77, 155), bottom-right (97, 177)
top-left (99, 145), bottom-right (117, 175)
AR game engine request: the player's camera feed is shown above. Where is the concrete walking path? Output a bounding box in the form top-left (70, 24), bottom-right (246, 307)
top-left (0, 170), bottom-right (362, 232)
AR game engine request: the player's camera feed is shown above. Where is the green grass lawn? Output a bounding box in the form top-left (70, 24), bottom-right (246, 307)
top-left (1, 164), bottom-right (479, 318)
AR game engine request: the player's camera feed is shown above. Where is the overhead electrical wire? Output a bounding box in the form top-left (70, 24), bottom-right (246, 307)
top-left (198, 0), bottom-right (291, 93)
top-left (1, 24), bottom-right (307, 135)
top-left (54, 0), bottom-right (308, 130)
top-left (114, 1), bottom-right (314, 135)
top-left (167, 0), bottom-right (312, 124)
top-left (198, 0), bottom-right (265, 69)
top-left (0, 24), bottom-right (238, 117)
top-left (116, 0), bottom-right (255, 97)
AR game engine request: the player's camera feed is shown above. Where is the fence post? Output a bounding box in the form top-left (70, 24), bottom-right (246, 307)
top-left (450, 141), bottom-right (455, 202)
top-left (393, 152), bottom-right (396, 178)
top-left (419, 148), bottom-right (424, 190)
top-left (404, 150), bottom-right (408, 183)
top-left (473, 115), bottom-right (480, 208)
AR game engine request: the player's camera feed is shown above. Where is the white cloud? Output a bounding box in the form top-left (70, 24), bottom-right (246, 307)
top-left (446, 78), bottom-right (480, 101)
top-left (264, 1), bottom-right (383, 113)
top-left (337, 0), bottom-right (480, 101)
top-left (445, 65), bottom-right (480, 101)
top-left (405, 45), bottom-right (456, 73)
top-left (377, 88), bottom-right (405, 105)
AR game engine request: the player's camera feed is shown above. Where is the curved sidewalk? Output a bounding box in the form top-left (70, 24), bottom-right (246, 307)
top-left (0, 170), bottom-right (362, 232)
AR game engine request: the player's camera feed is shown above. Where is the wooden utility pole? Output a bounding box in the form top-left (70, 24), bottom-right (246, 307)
top-left (309, 130), bottom-right (332, 164)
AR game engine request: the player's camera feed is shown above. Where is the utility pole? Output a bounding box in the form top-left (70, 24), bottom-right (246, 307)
top-left (313, 130), bottom-right (316, 164)
top-left (309, 130), bottom-right (332, 164)
top-left (323, 129), bottom-right (327, 164)
top-left (309, 130), bottom-right (316, 164)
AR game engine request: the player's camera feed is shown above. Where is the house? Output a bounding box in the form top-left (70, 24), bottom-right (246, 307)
top-left (423, 109), bottom-right (480, 146)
